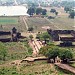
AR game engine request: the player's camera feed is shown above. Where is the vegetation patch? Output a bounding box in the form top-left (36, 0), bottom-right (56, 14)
top-left (0, 41), bottom-right (32, 64)
top-left (0, 17), bottom-right (19, 25)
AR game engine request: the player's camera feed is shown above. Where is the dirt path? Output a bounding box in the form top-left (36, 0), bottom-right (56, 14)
top-left (23, 16), bottom-right (28, 30)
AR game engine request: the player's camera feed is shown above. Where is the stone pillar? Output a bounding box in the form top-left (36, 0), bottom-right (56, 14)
top-left (11, 27), bottom-right (18, 42)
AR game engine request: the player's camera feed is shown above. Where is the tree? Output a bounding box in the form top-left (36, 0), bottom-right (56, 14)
top-left (42, 9), bottom-right (47, 15)
top-left (40, 45), bottom-right (73, 63)
top-left (64, 7), bottom-right (71, 13)
top-left (41, 32), bottom-right (50, 44)
top-left (48, 16), bottom-right (55, 19)
top-left (29, 35), bottom-right (33, 41)
top-left (61, 1), bottom-right (75, 8)
top-left (27, 7), bottom-right (35, 16)
top-left (36, 8), bottom-right (42, 15)
top-left (55, 12), bottom-right (58, 16)
top-left (50, 9), bottom-right (56, 13)
top-left (69, 10), bottom-right (75, 19)
top-left (47, 47), bottom-right (59, 60)
top-left (0, 42), bottom-right (8, 61)
top-left (36, 32), bottom-right (50, 44)
top-left (31, 3), bottom-right (36, 8)
top-left (40, 45), bottom-right (51, 56)
top-left (40, 45), bottom-right (60, 62)
top-left (59, 49), bottom-right (73, 63)
top-left (28, 27), bottom-right (34, 32)
top-left (36, 33), bottom-right (41, 40)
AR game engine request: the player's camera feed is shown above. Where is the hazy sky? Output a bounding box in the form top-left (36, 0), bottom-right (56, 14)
top-left (0, 0), bottom-right (75, 3)
top-left (1, 0), bottom-right (75, 1)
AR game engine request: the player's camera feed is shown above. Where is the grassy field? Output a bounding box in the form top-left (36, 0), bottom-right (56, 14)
top-left (70, 63), bottom-right (75, 68)
top-left (0, 42), bottom-right (74, 75)
top-left (26, 16), bottom-right (74, 32)
top-left (0, 40), bottom-right (32, 65)
top-left (46, 7), bottom-right (74, 30)
top-left (0, 17), bottom-right (18, 25)
top-left (0, 16), bottom-right (27, 32)
top-left (26, 7), bottom-right (74, 32)
top-left (0, 7), bottom-right (74, 32)
top-left (6, 42), bottom-right (32, 59)
top-left (0, 60), bottom-right (72, 75)
top-left (47, 16), bottom-right (74, 30)
top-left (0, 41), bottom-right (71, 75)
top-left (0, 7), bottom-right (75, 75)
top-left (26, 17), bottom-right (50, 32)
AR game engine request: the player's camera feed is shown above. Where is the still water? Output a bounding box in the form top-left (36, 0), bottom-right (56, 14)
top-left (0, 6), bottom-right (28, 16)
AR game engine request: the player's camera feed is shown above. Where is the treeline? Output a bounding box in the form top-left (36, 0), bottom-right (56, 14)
top-left (64, 7), bottom-right (75, 19)
top-left (61, 1), bottom-right (75, 8)
top-left (27, 6), bottom-right (75, 19)
top-left (51, 1), bottom-right (75, 8)
top-left (27, 7), bottom-right (47, 16)
top-left (40, 43), bottom-right (73, 63)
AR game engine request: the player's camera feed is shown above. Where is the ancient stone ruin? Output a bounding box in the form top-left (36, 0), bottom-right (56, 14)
top-left (0, 27), bottom-right (21, 42)
top-left (47, 29), bottom-right (75, 46)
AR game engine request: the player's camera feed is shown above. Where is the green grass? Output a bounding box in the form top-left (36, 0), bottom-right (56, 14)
top-left (0, 17), bottom-right (18, 25)
top-left (26, 17), bottom-right (50, 32)
top-left (26, 12), bottom-right (74, 32)
top-left (46, 7), bottom-right (74, 30)
top-left (0, 66), bottom-right (24, 75)
top-left (0, 40), bottom-right (32, 65)
top-left (0, 16), bottom-right (27, 32)
top-left (49, 17), bottom-right (74, 30)
top-left (26, 16), bottom-right (74, 32)
top-left (70, 63), bottom-right (75, 68)
top-left (0, 61), bottom-right (70, 75)
top-left (5, 42), bottom-right (32, 60)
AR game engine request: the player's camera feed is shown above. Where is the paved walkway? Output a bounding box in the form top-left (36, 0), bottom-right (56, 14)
top-left (22, 56), bottom-right (47, 62)
top-left (27, 32), bottom-right (43, 57)
top-left (29, 39), bottom-right (43, 57)
top-left (55, 63), bottom-right (75, 74)
top-left (22, 16), bottom-right (43, 56)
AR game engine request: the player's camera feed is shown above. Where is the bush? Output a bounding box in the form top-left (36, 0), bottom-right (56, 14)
top-left (28, 27), bottom-right (34, 32)
top-left (69, 10), bottom-right (75, 19)
top-left (48, 16), bottom-right (55, 19)
top-left (50, 9), bottom-right (56, 13)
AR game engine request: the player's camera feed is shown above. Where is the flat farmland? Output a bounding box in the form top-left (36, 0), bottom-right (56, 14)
top-left (0, 17), bottom-right (18, 25)
top-left (43, 7), bottom-right (74, 30)
top-left (25, 7), bottom-right (74, 32)
top-left (47, 17), bottom-right (74, 30)
top-left (0, 16), bottom-right (19, 31)
top-left (0, 16), bottom-right (27, 32)
top-left (26, 16), bottom-right (74, 32)
top-left (26, 17), bottom-right (51, 32)
top-left (0, 6), bottom-right (74, 32)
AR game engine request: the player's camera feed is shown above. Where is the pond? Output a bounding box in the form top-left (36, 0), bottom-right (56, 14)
top-left (0, 6), bottom-right (28, 16)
